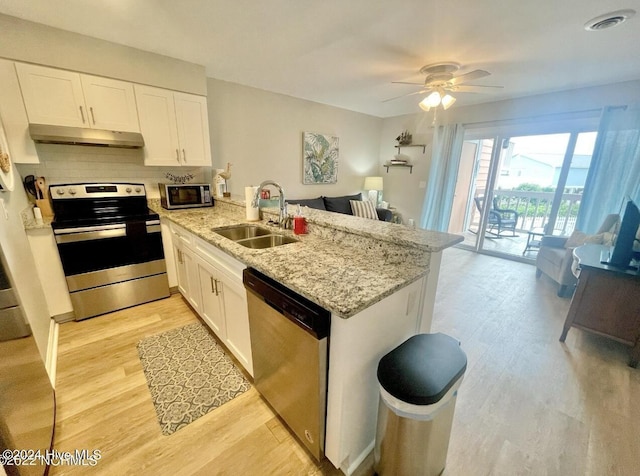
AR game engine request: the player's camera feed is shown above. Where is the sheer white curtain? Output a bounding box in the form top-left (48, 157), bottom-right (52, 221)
top-left (577, 105), bottom-right (640, 233)
top-left (419, 123), bottom-right (465, 231)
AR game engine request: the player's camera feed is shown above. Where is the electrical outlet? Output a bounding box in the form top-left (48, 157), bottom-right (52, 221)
top-left (419, 181), bottom-right (427, 189)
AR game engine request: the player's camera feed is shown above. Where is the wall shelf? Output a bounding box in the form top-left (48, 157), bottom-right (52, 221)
top-left (384, 163), bottom-right (413, 174)
top-left (395, 144), bottom-right (426, 154)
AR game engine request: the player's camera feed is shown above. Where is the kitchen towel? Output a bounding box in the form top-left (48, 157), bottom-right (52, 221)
top-left (245, 186), bottom-right (259, 221)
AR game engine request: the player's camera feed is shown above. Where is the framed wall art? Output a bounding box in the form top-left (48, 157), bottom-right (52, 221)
top-left (302, 132), bottom-right (338, 184)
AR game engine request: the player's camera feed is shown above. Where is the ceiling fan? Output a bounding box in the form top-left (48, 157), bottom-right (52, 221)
top-left (384, 62), bottom-right (503, 110)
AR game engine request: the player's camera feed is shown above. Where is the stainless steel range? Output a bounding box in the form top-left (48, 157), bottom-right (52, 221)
top-left (50, 183), bottom-right (169, 321)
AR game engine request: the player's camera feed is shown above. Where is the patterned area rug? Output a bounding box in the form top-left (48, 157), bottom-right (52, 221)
top-left (137, 323), bottom-right (251, 435)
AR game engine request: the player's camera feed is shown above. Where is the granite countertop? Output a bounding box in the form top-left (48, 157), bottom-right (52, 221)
top-left (152, 199), bottom-right (462, 318)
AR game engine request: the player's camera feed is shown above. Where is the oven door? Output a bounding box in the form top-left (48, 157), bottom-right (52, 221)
top-left (54, 219), bottom-right (169, 320)
top-left (54, 220), bottom-right (164, 278)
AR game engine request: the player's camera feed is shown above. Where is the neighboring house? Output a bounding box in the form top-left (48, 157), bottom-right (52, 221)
top-left (500, 153), bottom-right (592, 189)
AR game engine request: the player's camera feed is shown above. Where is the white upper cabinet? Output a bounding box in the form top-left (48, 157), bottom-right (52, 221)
top-left (134, 85), bottom-right (180, 165)
top-left (79, 75), bottom-right (140, 132)
top-left (16, 63), bottom-right (87, 128)
top-left (16, 63), bottom-right (140, 132)
top-left (174, 92), bottom-right (211, 166)
top-left (135, 85), bottom-right (211, 167)
top-left (0, 60), bottom-right (39, 164)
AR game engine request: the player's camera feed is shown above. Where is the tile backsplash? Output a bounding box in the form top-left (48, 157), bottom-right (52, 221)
top-left (15, 144), bottom-right (210, 198)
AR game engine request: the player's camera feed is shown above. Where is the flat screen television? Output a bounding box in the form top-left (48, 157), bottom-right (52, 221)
top-left (608, 200), bottom-right (640, 269)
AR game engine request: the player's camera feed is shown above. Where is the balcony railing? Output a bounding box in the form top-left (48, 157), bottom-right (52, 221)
top-left (492, 190), bottom-right (582, 235)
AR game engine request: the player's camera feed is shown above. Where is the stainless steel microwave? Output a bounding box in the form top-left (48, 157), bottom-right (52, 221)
top-left (158, 183), bottom-right (213, 209)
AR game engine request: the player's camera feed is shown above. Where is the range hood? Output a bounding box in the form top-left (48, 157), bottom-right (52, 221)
top-left (29, 124), bottom-right (144, 149)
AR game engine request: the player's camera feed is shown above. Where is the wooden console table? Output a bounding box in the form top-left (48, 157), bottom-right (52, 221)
top-left (560, 244), bottom-right (640, 367)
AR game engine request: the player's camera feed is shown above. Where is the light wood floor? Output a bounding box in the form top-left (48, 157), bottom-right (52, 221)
top-left (52, 295), bottom-right (344, 476)
top-left (51, 248), bottom-right (640, 475)
top-left (434, 248), bottom-right (640, 475)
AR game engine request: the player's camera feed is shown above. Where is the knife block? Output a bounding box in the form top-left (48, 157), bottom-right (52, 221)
top-left (35, 199), bottom-right (53, 218)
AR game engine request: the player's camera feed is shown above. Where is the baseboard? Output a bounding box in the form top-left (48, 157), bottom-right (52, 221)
top-left (169, 286), bottom-right (180, 295)
top-left (45, 319), bottom-right (59, 388)
top-left (53, 311), bottom-right (75, 323)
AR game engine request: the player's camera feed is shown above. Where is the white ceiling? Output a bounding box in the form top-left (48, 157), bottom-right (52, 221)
top-left (1, 0), bottom-right (639, 118)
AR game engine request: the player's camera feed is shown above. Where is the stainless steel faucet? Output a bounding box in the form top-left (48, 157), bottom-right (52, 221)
top-left (253, 180), bottom-right (288, 228)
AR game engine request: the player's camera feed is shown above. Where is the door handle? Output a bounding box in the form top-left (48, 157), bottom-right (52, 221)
top-left (90, 106), bottom-right (96, 125)
top-left (214, 278), bottom-right (220, 296)
top-left (176, 149), bottom-right (180, 163)
top-left (182, 149), bottom-right (186, 163)
top-left (79, 106), bottom-right (86, 123)
top-left (210, 276), bottom-right (215, 294)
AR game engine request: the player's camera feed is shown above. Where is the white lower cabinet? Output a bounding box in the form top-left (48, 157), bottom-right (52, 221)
top-left (167, 222), bottom-right (253, 376)
top-left (212, 264), bottom-right (253, 376)
top-left (197, 257), bottom-right (226, 338)
top-left (171, 226), bottom-right (201, 315)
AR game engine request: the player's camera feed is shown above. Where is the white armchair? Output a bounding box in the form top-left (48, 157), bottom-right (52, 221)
top-left (535, 214), bottom-right (619, 296)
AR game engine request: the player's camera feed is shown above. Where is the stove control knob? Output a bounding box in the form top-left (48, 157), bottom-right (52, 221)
top-left (135, 187), bottom-right (142, 193)
top-left (56, 189), bottom-right (65, 196)
top-left (126, 187), bottom-right (132, 193)
top-left (68, 188), bottom-right (76, 195)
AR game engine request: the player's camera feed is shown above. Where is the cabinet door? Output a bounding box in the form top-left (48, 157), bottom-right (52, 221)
top-left (134, 85), bottom-right (181, 166)
top-left (218, 273), bottom-right (253, 375)
top-left (173, 242), bottom-right (189, 298)
top-left (0, 60), bottom-right (39, 164)
top-left (197, 258), bottom-right (226, 338)
top-left (80, 75), bottom-right (140, 132)
top-left (16, 63), bottom-right (87, 128)
top-left (174, 92), bottom-right (212, 166)
top-left (183, 246), bottom-right (201, 314)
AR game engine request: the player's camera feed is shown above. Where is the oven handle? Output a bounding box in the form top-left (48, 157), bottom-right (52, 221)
top-left (55, 222), bottom-right (161, 244)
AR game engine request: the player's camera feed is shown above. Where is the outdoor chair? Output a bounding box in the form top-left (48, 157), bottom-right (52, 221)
top-left (474, 196), bottom-right (519, 237)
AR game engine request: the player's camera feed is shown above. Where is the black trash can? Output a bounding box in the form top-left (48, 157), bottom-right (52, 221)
top-left (374, 333), bottom-right (467, 476)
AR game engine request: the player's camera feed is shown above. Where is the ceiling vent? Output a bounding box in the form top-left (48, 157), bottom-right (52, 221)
top-left (584, 9), bottom-right (635, 31)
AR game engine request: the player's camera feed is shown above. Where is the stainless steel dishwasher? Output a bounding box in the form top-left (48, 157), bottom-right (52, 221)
top-left (243, 268), bottom-right (330, 461)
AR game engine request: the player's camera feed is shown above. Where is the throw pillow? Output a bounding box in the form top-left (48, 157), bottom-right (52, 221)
top-left (564, 230), bottom-right (588, 248)
top-left (350, 200), bottom-right (378, 220)
top-left (584, 233), bottom-right (605, 245)
top-left (324, 193), bottom-right (362, 214)
top-left (564, 229), bottom-right (607, 248)
top-left (286, 197), bottom-right (326, 210)
top-left (601, 231), bottom-right (615, 246)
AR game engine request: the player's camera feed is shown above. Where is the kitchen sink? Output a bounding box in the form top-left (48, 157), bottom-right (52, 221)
top-left (235, 235), bottom-right (298, 249)
top-left (213, 225), bottom-right (273, 241)
top-left (213, 225), bottom-right (298, 248)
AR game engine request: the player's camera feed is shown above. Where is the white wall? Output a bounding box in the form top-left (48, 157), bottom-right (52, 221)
top-left (0, 178), bottom-right (51, 361)
top-left (380, 79), bottom-right (640, 225)
top-left (207, 78), bottom-right (383, 200)
top-left (0, 14), bottom-right (206, 95)
top-left (379, 114), bottom-right (435, 225)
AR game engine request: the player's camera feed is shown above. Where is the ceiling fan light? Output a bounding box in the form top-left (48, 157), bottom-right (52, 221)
top-left (418, 98), bottom-right (432, 111)
top-left (441, 94), bottom-right (456, 110)
top-left (424, 91), bottom-right (442, 107)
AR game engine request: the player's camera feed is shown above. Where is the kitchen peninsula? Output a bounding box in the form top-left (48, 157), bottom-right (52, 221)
top-left (152, 197), bottom-right (462, 474)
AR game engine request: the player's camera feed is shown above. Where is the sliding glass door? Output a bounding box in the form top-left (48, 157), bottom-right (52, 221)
top-left (448, 126), bottom-right (597, 260)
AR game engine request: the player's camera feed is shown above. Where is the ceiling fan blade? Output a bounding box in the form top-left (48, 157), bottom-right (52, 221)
top-left (453, 84), bottom-right (504, 93)
top-left (391, 81), bottom-right (425, 85)
top-left (449, 70), bottom-right (490, 85)
top-left (382, 89), bottom-right (429, 102)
